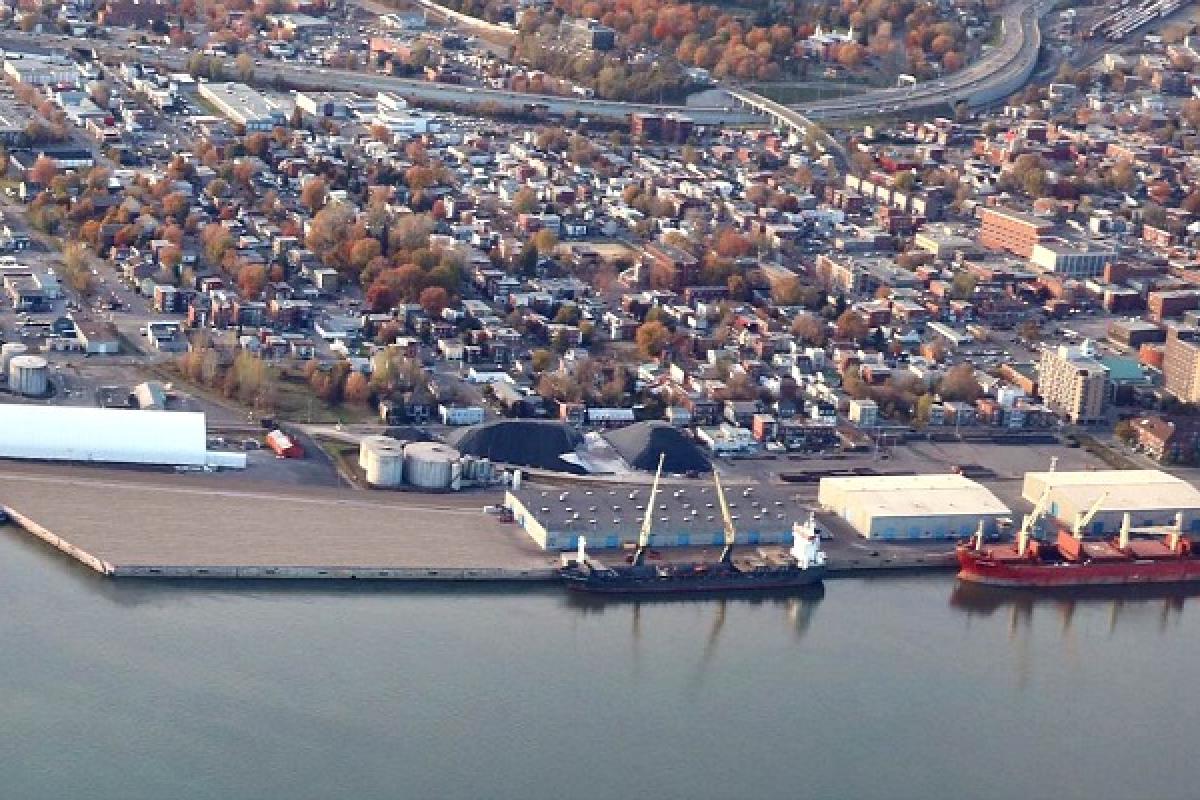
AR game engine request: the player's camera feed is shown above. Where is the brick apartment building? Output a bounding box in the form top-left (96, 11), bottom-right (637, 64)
top-left (978, 206), bottom-right (1055, 259)
top-left (630, 114), bottom-right (695, 144)
top-left (1148, 289), bottom-right (1200, 322)
top-left (642, 242), bottom-right (698, 290)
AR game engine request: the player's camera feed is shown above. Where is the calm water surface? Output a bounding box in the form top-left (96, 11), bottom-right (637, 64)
top-left (2, 526), bottom-right (1198, 800)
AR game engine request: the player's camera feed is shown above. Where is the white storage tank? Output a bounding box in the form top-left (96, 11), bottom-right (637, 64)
top-left (359, 435), bottom-right (405, 488)
top-left (9, 354), bottom-right (48, 396)
top-left (403, 441), bottom-right (460, 489)
top-left (1, 342), bottom-right (28, 376)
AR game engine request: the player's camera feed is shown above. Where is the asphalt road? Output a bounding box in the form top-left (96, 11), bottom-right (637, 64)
top-left (4, 0), bottom-right (1052, 127)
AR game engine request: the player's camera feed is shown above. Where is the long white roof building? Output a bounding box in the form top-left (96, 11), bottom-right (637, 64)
top-left (0, 406), bottom-right (239, 468)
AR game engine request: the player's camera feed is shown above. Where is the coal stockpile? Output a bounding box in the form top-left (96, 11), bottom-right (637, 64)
top-left (604, 421), bottom-right (711, 474)
top-left (449, 420), bottom-right (587, 474)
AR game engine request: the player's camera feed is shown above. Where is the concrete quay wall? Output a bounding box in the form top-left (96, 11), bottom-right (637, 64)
top-left (5, 506), bottom-right (114, 576)
top-left (111, 564), bottom-right (559, 580)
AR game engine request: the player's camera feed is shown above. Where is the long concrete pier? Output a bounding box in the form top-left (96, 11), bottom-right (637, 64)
top-left (0, 464), bottom-right (956, 582)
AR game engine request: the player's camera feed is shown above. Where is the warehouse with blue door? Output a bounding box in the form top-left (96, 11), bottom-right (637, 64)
top-left (1023, 469), bottom-right (1200, 535)
top-left (505, 483), bottom-right (796, 551)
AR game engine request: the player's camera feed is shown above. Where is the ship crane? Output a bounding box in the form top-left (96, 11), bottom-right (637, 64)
top-left (631, 454), bottom-right (665, 568)
top-left (1072, 492), bottom-right (1109, 539)
top-left (1017, 487), bottom-right (1052, 556)
top-left (713, 469), bottom-right (737, 564)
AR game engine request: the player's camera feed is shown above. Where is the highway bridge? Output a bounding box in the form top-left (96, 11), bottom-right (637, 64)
top-left (5, 0), bottom-right (1050, 147)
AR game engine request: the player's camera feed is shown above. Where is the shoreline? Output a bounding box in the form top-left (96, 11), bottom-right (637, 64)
top-left (3, 505), bottom-right (958, 583)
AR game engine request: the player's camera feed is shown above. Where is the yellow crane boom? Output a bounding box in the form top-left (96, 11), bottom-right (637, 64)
top-left (632, 453), bottom-right (665, 567)
top-left (713, 469), bottom-right (737, 564)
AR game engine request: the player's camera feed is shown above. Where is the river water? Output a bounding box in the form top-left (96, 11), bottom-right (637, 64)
top-left (3, 526), bottom-right (1199, 800)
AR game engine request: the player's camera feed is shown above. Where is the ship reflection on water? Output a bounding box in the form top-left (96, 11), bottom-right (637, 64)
top-left (563, 583), bottom-right (826, 641)
top-left (950, 580), bottom-right (1200, 634)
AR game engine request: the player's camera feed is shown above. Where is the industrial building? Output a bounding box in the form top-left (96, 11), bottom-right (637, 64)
top-left (197, 82), bottom-right (288, 131)
top-left (1022, 470), bottom-right (1200, 535)
top-left (506, 483), bottom-right (798, 551)
top-left (357, 437), bottom-right (496, 490)
top-left (0, 406), bottom-right (244, 468)
top-left (818, 474), bottom-right (1010, 539)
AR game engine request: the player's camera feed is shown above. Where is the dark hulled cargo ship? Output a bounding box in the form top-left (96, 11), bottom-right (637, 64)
top-left (559, 457), bottom-right (826, 594)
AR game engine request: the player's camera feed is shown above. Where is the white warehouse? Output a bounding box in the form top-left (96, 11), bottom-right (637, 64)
top-left (1022, 470), bottom-right (1200, 536)
top-left (0, 406), bottom-right (244, 468)
top-left (819, 473), bottom-right (1011, 539)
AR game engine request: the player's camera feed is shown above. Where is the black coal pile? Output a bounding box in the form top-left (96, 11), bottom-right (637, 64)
top-left (604, 421), bottom-right (711, 474)
top-left (449, 420), bottom-right (587, 474)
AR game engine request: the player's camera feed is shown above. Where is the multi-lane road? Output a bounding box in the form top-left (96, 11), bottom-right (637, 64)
top-left (793, 0), bottom-right (1054, 119)
top-left (4, 0), bottom-right (1050, 131)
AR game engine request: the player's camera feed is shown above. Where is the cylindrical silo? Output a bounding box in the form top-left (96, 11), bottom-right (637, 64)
top-left (403, 441), bottom-right (459, 489)
top-left (1, 342), bottom-right (28, 376)
top-left (9, 354), bottom-right (48, 396)
top-left (359, 435), bottom-right (404, 488)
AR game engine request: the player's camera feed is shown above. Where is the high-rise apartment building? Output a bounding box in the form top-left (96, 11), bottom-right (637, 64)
top-left (1038, 342), bottom-right (1111, 424)
top-left (1164, 326), bottom-right (1200, 404)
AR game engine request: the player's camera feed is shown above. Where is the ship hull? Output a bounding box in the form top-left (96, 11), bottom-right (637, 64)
top-left (561, 566), bottom-right (826, 594)
top-left (956, 547), bottom-right (1200, 588)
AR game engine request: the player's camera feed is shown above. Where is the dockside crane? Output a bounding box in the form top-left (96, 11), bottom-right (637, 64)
top-left (1017, 487), bottom-right (1052, 556)
top-left (631, 454), bottom-right (665, 568)
top-left (1071, 492), bottom-right (1109, 539)
top-left (713, 469), bottom-right (737, 564)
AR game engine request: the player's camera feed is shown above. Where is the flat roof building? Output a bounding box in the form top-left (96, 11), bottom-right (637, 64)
top-left (978, 206), bottom-right (1055, 259)
top-left (818, 473), bottom-right (1010, 539)
top-left (1029, 238), bottom-right (1116, 279)
top-left (1038, 342), bottom-right (1110, 424)
top-left (197, 82), bottom-right (288, 131)
top-left (0, 406), bottom-right (243, 468)
top-left (1164, 326), bottom-right (1200, 404)
top-left (1022, 469), bottom-right (1200, 535)
top-left (505, 483), bottom-right (797, 551)
top-left (3, 53), bottom-right (81, 88)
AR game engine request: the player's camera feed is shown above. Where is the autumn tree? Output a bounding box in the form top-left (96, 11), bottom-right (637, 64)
top-left (531, 348), bottom-right (554, 372)
top-left (344, 371), bottom-right (371, 405)
top-left (419, 285), bottom-right (449, 316)
top-left (300, 177), bottom-right (328, 213)
top-left (834, 310), bottom-right (869, 342)
top-left (61, 242), bottom-right (95, 297)
top-left (939, 364), bottom-right (981, 403)
top-left (533, 228), bottom-right (558, 255)
top-left (636, 320), bottom-right (670, 358)
top-left (512, 187), bottom-right (538, 214)
top-left (29, 155), bottom-right (57, 186)
top-left (235, 53), bottom-right (255, 82)
top-left (163, 191), bottom-right (190, 221)
top-left (238, 264), bottom-right (268, 297)
top-left (791, 312), bottom-right (827, 346)
top-left (349, 237), bottom-right (383, 270)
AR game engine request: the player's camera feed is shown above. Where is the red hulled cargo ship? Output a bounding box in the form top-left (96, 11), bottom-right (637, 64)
top-left (957, 512), bottom-right (1200, 588)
